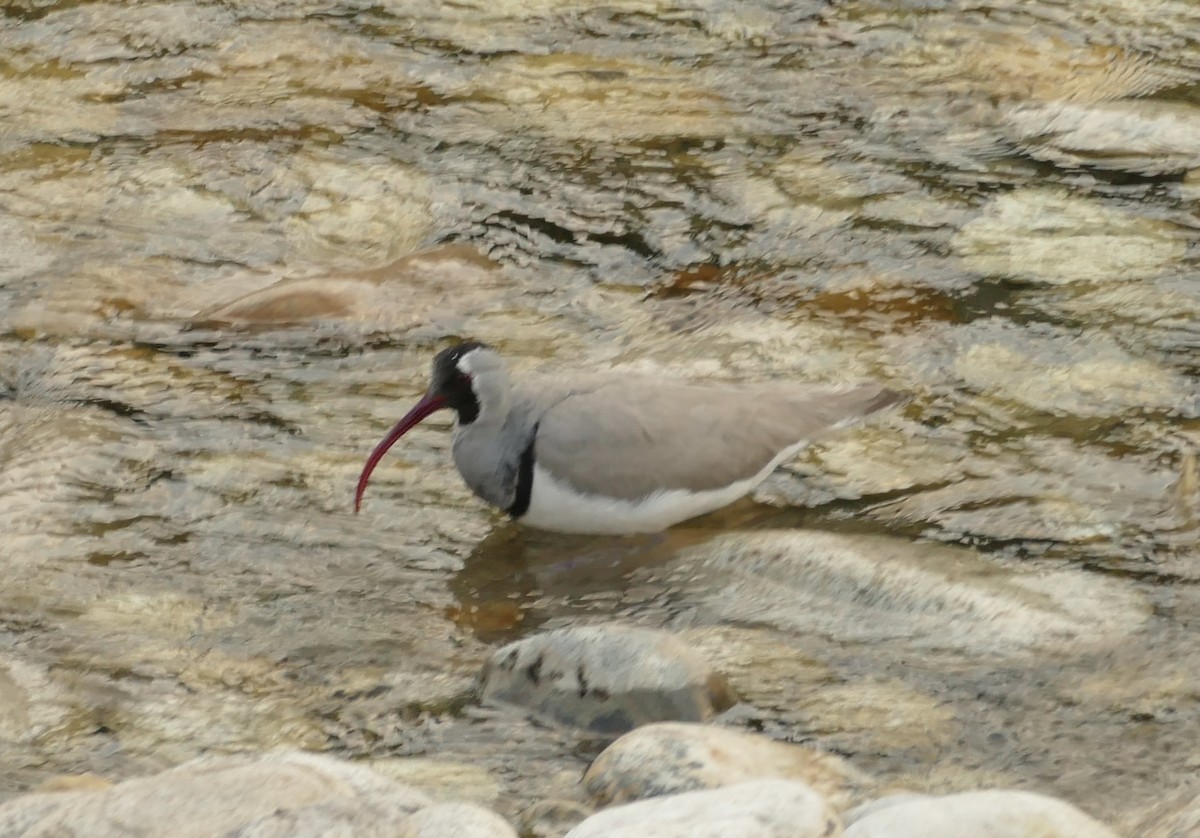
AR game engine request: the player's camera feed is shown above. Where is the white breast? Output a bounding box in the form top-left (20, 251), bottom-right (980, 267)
top-left (519, 439), bottom-right (812, 534)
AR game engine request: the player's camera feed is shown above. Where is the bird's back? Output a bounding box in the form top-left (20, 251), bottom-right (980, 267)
top-left (527, 375), bottom-right (901, 501)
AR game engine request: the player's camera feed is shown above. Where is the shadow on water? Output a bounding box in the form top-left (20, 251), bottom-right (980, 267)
top-left (446, 495), bottom-right (931, 644)
top-left (446, 523), bottom-right (700, 643)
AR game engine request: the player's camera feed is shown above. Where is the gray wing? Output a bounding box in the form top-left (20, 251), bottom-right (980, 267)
top-left (533, 379), bottom-right (901, 500)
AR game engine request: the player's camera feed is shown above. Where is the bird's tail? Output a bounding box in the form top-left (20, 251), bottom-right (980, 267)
top-left (857, 385), bottom-right (908, 416)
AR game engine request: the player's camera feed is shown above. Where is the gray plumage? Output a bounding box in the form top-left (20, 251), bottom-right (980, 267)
top-left (449, 347), bottom-right (902, 509)
top-left (530, 377), bottom-right (901, 500)
top-left (355, 341), bottom-right (904, 531)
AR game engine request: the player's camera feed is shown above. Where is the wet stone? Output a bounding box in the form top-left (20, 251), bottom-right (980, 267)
top-left (402, 802), bottom-right (518, 838)
top-left (517, 799), bottom-right (593, 838)
top-left (583, 722), bottom-right (873, 812)
top-left (565, 779), bottom-right (842, 838)
top-left (842, 790), bottom-right (1118, 838)
top-left (0, 751), bottom-right (426, 837)
top-left (478, 625), bottom-right (735, 734)
top-left (0, 750), bottom-right (517, 838)
top-left (234, 797), bottom-right (428, 838)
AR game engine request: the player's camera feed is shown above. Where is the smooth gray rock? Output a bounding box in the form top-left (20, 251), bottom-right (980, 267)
top-left (843, 790), bottom-right (1118, 838)
top-left (0, 750), bottom-right (516, 838)
top-left (565, 779), bottom-right (841, 838)
top-left (402, 802), bottom-right (518, 837)
top-left (479, 625), bottom-right (734, 734)
top-left (584, 722), bottom-right (872, 811)
top-left (232, 794), bottom-right (430, 838)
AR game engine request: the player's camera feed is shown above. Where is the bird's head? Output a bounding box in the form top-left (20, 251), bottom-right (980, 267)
top-left (354, 340), bottom-right (506, 513)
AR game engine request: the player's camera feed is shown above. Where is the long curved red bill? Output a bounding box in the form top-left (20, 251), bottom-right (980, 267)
top-left (354, 392), bottom-right (447, 513)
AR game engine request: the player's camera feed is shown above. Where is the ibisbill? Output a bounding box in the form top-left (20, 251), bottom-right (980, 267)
top-left (354, 341), bottom-right (904, 535)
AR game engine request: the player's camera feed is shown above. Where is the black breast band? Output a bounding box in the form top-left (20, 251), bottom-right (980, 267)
top-left (507, 427), bottom-right (537, 519)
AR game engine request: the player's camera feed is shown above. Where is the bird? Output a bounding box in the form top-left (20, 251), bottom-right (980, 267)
top-left (354, 341), bottom-right (904, 535)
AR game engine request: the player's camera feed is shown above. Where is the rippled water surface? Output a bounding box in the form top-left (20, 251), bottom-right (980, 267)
top-left (2, 0), bottom-right (1199, 827)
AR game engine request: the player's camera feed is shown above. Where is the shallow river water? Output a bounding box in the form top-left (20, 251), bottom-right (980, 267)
top-left (2, 0), bottom-right (1199, 830)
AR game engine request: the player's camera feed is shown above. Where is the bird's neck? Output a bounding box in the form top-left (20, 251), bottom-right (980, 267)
top-left (459, 392), bottom-right (509, 429)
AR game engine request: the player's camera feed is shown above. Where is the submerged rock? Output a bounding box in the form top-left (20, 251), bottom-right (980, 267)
top-left (565, 779), bottom-right (841, 838)
top-left (954, 188), bottom-right (1187, 285)
top-left (843, 790), bottom-right (1118, 838)
top-left (663, 531), bottom-right (1148, 657)
top-left (478, 625), bottom-right (735, 734)
top-left (894, 27), bottom-right (1182, 104)
top-left (899, 317), bottom-right (1193, 418)
top-left (584, 722), bottom-right (872, 812)
top-left (853, 436), bottom-right (1185, 549)
top-left (0, 750), bottom-right (515, 838)
top-left (197, 244), bottom-right (507, 330)
top-left (678, 627), bottom-right (959, 760)
top-left (675, 626), bottom-right (833, 712)
top-left (467, 53), bottom-right (734, 142)
top-left (1005, 99), bottom-right (1200, 176)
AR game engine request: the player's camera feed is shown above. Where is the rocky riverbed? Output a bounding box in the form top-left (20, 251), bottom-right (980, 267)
top-left (2, 0), bottom-right (1200, 835)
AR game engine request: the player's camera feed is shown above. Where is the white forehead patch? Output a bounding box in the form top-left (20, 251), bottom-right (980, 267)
top-left (456, 349), bottom-right (480, 377)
